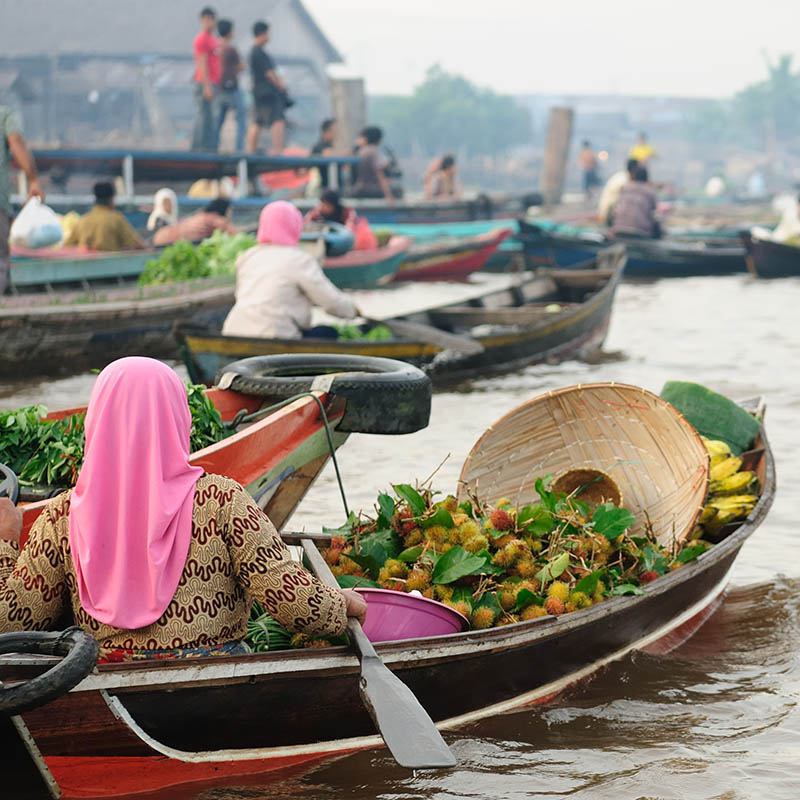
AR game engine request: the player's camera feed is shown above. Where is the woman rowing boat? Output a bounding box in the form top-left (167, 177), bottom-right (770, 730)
top-left (0, 357), bottom-right (366, 661)
top-left (222, 200), bottom-right (360, 339)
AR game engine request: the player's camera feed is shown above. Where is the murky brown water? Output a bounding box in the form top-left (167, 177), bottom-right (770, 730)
top-left (2, 274), bottom-right (798, 799)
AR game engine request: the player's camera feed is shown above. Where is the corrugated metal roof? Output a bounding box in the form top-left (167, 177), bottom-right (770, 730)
top-left (0, 0), bottom-right (342, 62)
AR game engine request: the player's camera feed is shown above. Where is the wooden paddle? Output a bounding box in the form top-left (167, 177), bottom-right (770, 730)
top-left (365, 316), bottom-right (484, 355)
top-left (300, 538), bottom-right (457, 770)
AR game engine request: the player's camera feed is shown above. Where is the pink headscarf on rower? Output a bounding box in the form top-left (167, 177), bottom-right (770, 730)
top-left (256, 200), bottom-right (303, 245)
top-left (68, 357), bottom-right (203, 629)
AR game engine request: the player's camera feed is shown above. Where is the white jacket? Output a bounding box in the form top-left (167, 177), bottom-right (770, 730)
top-left (222, 244), bottom-right (358, 339)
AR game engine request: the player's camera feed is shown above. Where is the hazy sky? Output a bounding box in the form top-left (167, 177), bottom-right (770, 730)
top-left (305, 0), bottom-right (800, 98)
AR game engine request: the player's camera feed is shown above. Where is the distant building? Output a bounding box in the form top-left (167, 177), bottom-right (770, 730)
top-left (0, 0), bottom-right (342, 148)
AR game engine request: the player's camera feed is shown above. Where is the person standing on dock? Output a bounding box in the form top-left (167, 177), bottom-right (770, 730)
top-left (64, 182), bottom-right (145, 251)
top-left (1, 106), bottom-right (42, 294)
top-left (578, 141), bottom-right (600, 200)
top-left (191, 7), bottom-right (222, 152)
top-left (215, 18), bottom-right (246, 152)
top-left (629, 132), bottom-right (657, 165)
top-left (247, 21), bottom-right (289, 154)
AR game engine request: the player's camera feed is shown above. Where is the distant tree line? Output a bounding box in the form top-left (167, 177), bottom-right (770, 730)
top-left (369, 65), bottom-right (533, 158)
top-left (684, 54), bottom-right (800, 149)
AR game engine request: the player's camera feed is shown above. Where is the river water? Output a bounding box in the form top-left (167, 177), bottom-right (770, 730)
top-left (1, 274), bottom-right (798, 799)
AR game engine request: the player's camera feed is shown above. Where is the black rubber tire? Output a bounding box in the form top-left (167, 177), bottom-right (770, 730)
top-left (215, 354), bottom-right (432, 435)
top-left (0, 628), bottom-right (99, 716)
top-left (0, 462), bottom-right (19, 504)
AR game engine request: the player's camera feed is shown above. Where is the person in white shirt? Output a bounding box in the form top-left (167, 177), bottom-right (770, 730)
top-left (222, 201), bottom-right (358, 339)
top-left (597, 158), bottom-right (638, 226)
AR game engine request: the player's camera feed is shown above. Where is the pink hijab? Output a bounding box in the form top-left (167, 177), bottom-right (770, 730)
top-left (257, 200), bottom-right (303, 245)
top-left (68, 357), bottom-right (203, 629)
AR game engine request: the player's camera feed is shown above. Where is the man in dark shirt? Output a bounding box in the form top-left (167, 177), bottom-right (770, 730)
top-left (215, 19), bottom-right (246, 152)
top-left (246, 20), bottom-right (287, 153)
top-left (351, 126), bottom-right (393, 203)
top-left (311, 118), bottom-right (339, 189)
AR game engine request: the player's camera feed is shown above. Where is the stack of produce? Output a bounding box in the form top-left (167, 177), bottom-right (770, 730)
top-left (277, 477), bottom-right (708, 644)
top-left (138, 230), bottom-right (257, 286)
top-left (0, 385), bottom-right (230, 490)
top-left (693, 437), bottom-right (759, 540)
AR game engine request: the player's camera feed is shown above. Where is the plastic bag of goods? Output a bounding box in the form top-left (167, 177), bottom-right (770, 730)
top-left (9, 197), bottom-right (64, 249)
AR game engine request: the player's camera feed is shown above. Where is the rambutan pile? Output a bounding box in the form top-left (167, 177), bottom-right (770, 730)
top-left (303, 475), bottom-right (714, 641)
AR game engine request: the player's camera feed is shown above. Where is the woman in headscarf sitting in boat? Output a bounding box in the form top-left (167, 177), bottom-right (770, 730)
top-left (146, 187), bottom-right (179, 232)
top-left (0, 357), bottom-right (366, 662)
top-left (222, 200), bottom-right (360, 340)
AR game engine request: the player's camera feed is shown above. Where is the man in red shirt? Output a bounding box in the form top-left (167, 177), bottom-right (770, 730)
top-left (191, 7), bottom-right (221, 152)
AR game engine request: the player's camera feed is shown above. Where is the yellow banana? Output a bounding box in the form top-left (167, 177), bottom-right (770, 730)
top-left (704, 508), bottom-right (741, 531)
top-left (709, 471), bottom-right (755, 497)
top-left (708, 493), bottom-right (758, 509)
top-left (702, 438), bottom-right (731, 457)
top-left (698, 505), bottom-right (718, 524)
top-left (709, 456), bottom-right (742, 482)
top-left (709, 453), bottom-right (728, 469)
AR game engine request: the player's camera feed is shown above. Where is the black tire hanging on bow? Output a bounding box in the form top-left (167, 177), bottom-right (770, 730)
top-left (215, 354), bottom-right (432, 435)
top-left (0, 629), bottom-right (99, 716)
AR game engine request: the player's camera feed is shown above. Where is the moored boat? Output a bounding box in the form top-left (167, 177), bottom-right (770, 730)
top-left (0, 384), bottom-right (775, 799)
top-left (740, 231), bottom-right (800, 278)
top-left (518, 218), bottom-right (747, 277)
top-left (322, 236), bottom-right (412, 288)
top-left (392, 228), bottom-right (512, 282)
top-left (175, 247), bottom-right (625, 386)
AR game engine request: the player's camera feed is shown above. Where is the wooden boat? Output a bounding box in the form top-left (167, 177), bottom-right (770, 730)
top-left (1, 386), bottom-right (775, 799)
top-left (740, 231), bottom-right (800, 278)
top-left (518, 219), bottom-right (747, 277)
top-left (392, 228), bottom-right (513, 282)
top-left (9, 247), bottom-right (155, 292)
top-left (322, 236), bottom-right (412, 288)
top-left (0, 276), bottom-right (234, 380)
top-left (374, 217), bottom-right (523, 272)
top-left (175, 247), bottom-right (625, 386)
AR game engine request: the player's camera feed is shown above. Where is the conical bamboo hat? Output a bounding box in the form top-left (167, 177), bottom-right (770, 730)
top-left (458, 383), bottom-right (708, 547)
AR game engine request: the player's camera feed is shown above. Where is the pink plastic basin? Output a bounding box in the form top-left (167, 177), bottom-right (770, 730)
top-left (354, 588), bottom-right (469, 643)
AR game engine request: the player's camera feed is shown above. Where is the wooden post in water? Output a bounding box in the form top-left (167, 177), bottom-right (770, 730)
top-left (540, 107), bottom-right (574, 207)
top-left (330, 78), bottom-right (366, 153)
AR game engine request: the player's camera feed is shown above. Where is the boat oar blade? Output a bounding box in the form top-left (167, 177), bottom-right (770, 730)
top-left (301, 538), bottom-right (456, 770)
top-left (370, 317), bottom-right (484, 355)
top-left (354, 636), bottom-right (457, 769)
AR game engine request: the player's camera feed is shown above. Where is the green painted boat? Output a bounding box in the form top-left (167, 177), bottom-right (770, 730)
top-left (9, 247), bottom-right (154, 290)
top-left (321, 236), bottom-right (412, 289)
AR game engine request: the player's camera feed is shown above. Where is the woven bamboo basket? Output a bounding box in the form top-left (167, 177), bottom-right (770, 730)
top-left (458, 383), bottom-right (709, 546)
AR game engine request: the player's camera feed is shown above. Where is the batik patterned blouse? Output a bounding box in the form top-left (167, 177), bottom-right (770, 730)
top-left (0, 474), bottom-right (347, 656)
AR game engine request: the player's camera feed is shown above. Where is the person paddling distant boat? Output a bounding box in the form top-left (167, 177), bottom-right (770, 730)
top-left (222, 201), bottom-right (360, 339)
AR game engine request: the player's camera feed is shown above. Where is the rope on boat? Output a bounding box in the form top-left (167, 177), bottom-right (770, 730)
top-left (226, 392), bottom-right (351, 518)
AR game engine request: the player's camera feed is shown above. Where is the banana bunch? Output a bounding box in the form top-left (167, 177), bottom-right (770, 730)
top-left (696, 437), bottom-right (758, 539)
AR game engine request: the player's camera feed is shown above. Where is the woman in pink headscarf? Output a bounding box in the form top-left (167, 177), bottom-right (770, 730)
top-left (222, 200), bottom-right (359, 339)
top-left (0, 357), bottom-right (366, 661)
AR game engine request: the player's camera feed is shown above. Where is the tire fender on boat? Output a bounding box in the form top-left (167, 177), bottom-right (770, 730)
top-left (215, 354), bottom-right (432, 435)
top-left (0, 628), bottom-right (99, 716)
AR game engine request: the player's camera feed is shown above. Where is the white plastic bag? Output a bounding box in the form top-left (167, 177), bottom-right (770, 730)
top-left (9, 197), bottom-right (64, 249)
